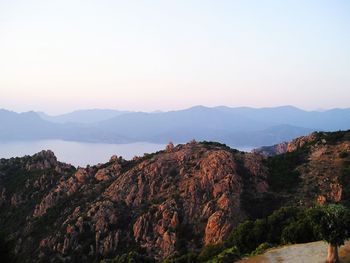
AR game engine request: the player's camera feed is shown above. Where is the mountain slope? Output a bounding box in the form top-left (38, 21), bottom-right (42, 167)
top-left (0, 142), bottom-right (269, 262)
top-left (1, 130), bottom-right (350, 262)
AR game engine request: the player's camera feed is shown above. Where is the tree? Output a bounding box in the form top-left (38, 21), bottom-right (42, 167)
top-left (308, 204), bottom-right (350, 263)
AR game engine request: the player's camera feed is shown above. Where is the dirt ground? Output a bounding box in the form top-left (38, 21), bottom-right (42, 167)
top-left (237, 241), bottom-right (350, 263)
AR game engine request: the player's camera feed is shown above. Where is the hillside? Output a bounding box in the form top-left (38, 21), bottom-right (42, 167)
top-left (0, 130), bottom-right (350, 262)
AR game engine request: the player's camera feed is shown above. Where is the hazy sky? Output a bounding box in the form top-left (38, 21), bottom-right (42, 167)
top-left (0, 0), bottom-right (349, 114)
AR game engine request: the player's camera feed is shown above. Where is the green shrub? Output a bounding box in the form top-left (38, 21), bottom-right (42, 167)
top-left (281, 216), bottom-right (318, 244)
top-left (265, 149), bottom-right (306, 192)
top-left (206, 247), bottom-right (240, 263)
top-left (198, 243), bottom-right (224, 262)
top-left (161, 252), bottom-right (198, 263)
top-left (225, 206), bottom-right (319, 257)
top-left (100, 251), bottom-right (154, 263)
top-left (251, 243), bottom-right (273, 256)
top-left (340, 167), bottom-right (350, 205)
top-left (266, 207), bottom-right (300, 244)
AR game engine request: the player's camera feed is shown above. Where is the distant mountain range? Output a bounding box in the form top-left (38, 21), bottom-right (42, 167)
top-left (38, 109), bottom-right (130, 124)
top-left (0, 105), bottom-right (349, 147)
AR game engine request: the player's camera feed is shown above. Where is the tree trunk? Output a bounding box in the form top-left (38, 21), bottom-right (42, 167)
top-left (326, 244), bottom-right (339, 263)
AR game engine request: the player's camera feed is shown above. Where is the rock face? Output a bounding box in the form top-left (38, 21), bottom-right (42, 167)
top-left (292, 135), bottom-right (350, 206)
top-left (0, 142), bottom-right (268, 262)
top-left (0, 131), bottom-right (350, 262)
top-left (253, 133), bottom-right (318, 157)
top-left (253, 142), bottom-right (289, 157)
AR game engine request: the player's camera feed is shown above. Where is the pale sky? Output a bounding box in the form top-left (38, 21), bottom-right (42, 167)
top-left (0, 0), bottom-right (349, 114)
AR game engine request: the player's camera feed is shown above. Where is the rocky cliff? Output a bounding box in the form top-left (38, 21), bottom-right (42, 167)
top-left (0, 131), bottom-right (350, 262)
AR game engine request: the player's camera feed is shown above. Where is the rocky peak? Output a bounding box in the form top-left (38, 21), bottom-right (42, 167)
top-left (25, 150), bottom-right (59, 171)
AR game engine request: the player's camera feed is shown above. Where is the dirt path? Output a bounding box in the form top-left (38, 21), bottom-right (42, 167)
top-left (237, 241), bottom-right (350, 263)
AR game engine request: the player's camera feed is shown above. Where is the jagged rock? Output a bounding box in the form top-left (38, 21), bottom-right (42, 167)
top-left (25, 150), bottom-right (58, 171)
top-left (75, 168), bottom-right (89, 183)
top-left (166, 142), bottom-right (175, 152)
top-left (205, 211), bottom-right (232, 244)
top-left (253, 142), bottom-right (289, 157)
top-left (287, 132), bottom-right (318, 152)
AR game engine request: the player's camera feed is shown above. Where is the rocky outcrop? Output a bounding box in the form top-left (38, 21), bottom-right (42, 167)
top-left (253, 132), bottom-right (319, 157)
top-left (25, 150), bottom-right (58, 171)
top-left (101, 143), bottom-right (267, 258)
top-left (287, 132), bottom-right (318, 152)
top-left (253, 142), bottom-right (289, 157)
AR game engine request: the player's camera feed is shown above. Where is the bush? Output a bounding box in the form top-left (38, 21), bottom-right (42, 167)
top-left (161, 253), bottom-right (198, 263)
top-left (265, 149), bottom-right (306, 192)
top-left (266, 207), bottom-right (299, 244)
top-left (206, 247), bottom-right (240, 263)
top-left (225, 206), bottom-right (319, 257)
top-left (100, 251), bottom-right (154, 263)
top-left (251, 243), bottom-right (273, 256)
top-left (281, 216), bottom-right (318, 244)
top-left (340, 167), bottom-right (350, 205)
top-left (226, 220), bottom-right (257, 254)
top-left (198, 243), bottom-right (225, 262)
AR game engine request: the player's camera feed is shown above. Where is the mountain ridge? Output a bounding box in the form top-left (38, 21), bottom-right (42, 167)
top-left (0, 106), bottom-right (349, 147)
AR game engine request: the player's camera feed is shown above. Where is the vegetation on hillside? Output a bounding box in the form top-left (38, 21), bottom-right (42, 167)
top-left (265, 144), bottom-right (308, 192)
top-left (154, 205), bottom-right (350, 263)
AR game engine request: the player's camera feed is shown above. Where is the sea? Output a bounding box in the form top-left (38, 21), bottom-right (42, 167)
top-left (0, 140), bottom-right (253, 167)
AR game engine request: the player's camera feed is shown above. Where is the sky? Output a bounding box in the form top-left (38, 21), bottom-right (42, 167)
top-left (0, 0), bottom-right (349, 114)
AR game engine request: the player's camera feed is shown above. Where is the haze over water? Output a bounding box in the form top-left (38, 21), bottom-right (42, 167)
top-left (0, 140), bottom-right (254, 167)
top-left (0, 140), bottom-right (167, 167)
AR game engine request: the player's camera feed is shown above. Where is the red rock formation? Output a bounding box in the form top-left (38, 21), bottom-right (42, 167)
top-left (1, 131), bottom-right (350, 262)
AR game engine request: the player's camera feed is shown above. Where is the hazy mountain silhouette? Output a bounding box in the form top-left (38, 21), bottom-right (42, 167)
top-left (1, 106), bottom-right (349, 147)
top-left (38, 109), bottom-right (130, 124)
top-left (214, 105), bottom-right (350, 130)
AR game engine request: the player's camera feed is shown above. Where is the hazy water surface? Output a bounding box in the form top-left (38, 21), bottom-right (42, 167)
top-left (0, 140), bottom-right (167, 167)
top-left (0, 140), bottom-right (254, 167)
